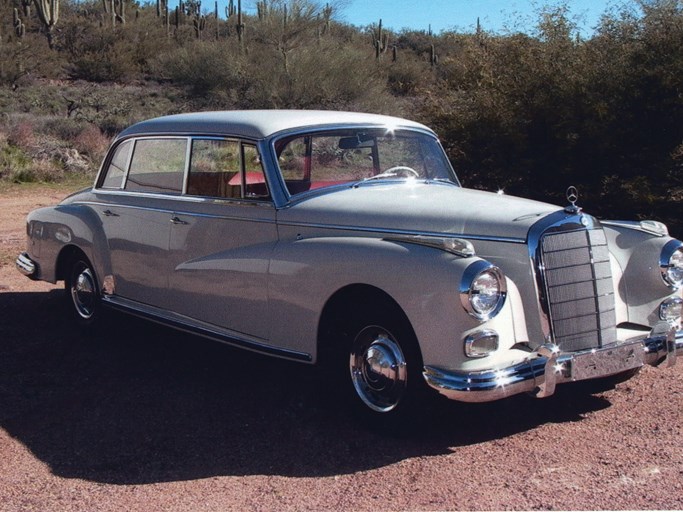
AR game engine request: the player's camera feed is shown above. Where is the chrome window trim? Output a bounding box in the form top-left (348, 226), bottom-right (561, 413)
top-left (97, 135), bottom-right (275, 204)
top-left (182, 136), bottom-right (192, 195)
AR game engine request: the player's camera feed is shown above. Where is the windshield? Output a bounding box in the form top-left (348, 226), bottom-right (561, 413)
top-left (274, 128), bottom-right (458, 196)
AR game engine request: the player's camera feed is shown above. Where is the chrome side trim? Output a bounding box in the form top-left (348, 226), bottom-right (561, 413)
top-left (277, 221), bottom-right (527, 244)
top-left (16, 252), bottom-right (37, 276)
top-left (384, 234), bottom-right (475, 257)
top-left (79, 201), bottom-right (277, 224)
top-left (423, 325), bottom-right (682, 403)
top-left (101, 296), bottom-right (312, 363)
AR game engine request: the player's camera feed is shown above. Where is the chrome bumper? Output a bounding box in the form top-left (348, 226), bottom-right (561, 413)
top-left (15, 252), bottom-right (37, 277)
top-left (424, 324), bottom-right (683, 403)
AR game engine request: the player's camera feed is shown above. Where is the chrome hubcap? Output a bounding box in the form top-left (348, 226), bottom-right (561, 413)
top-left (71, 265), bottom-right (96, 319)
top-left (349, 326), bottom-right (408, 412)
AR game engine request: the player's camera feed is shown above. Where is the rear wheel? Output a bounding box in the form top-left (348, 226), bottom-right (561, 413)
top-left (65, 255), bottom-right (101, 327)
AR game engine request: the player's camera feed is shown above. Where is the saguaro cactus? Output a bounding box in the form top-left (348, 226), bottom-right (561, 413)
top-left (372, 19), bottom-right (389, 60)
top-left (34, 0), bottom-right (60, 49)
top-left (21, 0), bottom-right (31, 17)
top-left (235, 0), bottom-right (245, 47)
top-left (13, 8), bottom-right (26, 38)
top-left (256, 0), bottom-right (268, 20)
top-left (430, 43), bottom-right (438, 67)
top-left (112, 0), bottom-right (125, 25)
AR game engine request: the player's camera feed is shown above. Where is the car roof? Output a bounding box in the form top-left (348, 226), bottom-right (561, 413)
top-left (116, 110), bottom-right (434, 140)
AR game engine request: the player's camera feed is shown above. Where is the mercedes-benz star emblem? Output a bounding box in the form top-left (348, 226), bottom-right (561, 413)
top-left (566, 186), bottom-right (578, 205)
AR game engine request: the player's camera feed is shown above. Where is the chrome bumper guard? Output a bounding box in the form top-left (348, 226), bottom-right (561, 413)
top-left (15, 252), bottom-right (37, 277)
top-left (424, 324), bottom-right (683, 403)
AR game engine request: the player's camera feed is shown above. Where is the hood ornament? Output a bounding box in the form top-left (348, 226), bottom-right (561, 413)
top-left (565, 185), bottom-right (581, 214)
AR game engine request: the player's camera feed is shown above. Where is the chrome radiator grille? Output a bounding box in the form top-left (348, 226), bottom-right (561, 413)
top-left (539, 228), bottom-right (617, 352)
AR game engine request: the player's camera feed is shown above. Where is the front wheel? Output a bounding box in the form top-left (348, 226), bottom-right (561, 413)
top-left (350, 325), bottom-right (409, 413)
top-left (330, 303), bottom-right (429, 424)
top-left (65, 255), bottom-right (101, 327)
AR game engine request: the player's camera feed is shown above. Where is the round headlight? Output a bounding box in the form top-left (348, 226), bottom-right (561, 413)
top-left (460, 260), bottom-right (507, 321)
top-left (660, 240), bottom-right (683, 289)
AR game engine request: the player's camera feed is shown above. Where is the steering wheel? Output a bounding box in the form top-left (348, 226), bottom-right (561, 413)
top-left (383, 166), bottom-right (419, 178)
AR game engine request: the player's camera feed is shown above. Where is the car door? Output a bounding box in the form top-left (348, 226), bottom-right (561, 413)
top-left (167, 139), bottom-right (277, 340)
top-left (94, 137), bottom-right (187, 308)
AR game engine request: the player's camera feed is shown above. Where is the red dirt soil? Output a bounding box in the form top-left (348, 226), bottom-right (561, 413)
top-left (0, 185), bottom-right (681, 511)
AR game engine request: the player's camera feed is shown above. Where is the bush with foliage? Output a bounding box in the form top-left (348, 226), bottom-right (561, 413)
top-left (0, 0), bottom-right (680, 236)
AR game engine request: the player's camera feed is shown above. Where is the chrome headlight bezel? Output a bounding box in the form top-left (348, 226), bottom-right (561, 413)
top-left (660, 239), bottom-right (683, 289)
top-left (460, 260), bottom-right (507, 321)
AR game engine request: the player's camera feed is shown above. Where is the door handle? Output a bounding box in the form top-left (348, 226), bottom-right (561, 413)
top-left (102, 209), bottom-right (119, 217)
top-left (170, 216), bottom-right (188, 225)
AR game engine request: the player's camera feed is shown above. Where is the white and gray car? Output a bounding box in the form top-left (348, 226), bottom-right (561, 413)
top-left (16, 110), bottom-right (683, 419)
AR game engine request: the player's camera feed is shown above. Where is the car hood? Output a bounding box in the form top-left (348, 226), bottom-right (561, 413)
top-left (278, 182), bottom-right (561, 242)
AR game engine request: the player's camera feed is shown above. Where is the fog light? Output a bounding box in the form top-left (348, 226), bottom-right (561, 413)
top-left (464, 330), bottom-right (499, 358)
top-left (660, 297), bottom-right (682, 324)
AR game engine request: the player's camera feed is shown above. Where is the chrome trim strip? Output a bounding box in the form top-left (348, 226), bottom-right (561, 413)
top-left (102, 296), bottom-right (312, 363)
top-left (384, 234), bottom-right (475, 257)
top-left (16, 252), bottom-right (36, 276)
top-left (78, 201), bottom-right (277, 224)
top-left (423, 325), bottom-right (682, 403)
top-left (277, 220), bottom-right (527, 244)
top-left (89, 188), bottom-right (274, 206)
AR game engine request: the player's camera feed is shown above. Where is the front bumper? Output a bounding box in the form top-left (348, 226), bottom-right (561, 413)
top-left (16, 252), bottom-right (37, 277)
top-left (424, 324), bottom-right (683, 403)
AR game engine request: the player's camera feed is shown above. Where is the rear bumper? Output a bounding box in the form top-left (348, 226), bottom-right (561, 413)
top-left (424, 323), bottom-right (683, 403)
top-left (15, 252), bottom-right (37, 278)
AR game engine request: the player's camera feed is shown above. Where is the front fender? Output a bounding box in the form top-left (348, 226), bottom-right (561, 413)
top-left (603, 224), bottom-right (682, 327)
top-left (268, 235), bottom-right (516, 367)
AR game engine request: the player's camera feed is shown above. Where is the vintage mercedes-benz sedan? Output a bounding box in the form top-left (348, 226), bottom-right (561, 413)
top-left (16, 110), bottom-right (683, 419)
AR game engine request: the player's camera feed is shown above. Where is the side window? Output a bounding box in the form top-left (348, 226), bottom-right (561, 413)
top-left (242, 144), bottom-right (269, 200)
top-left (186, 140), bottom-right (270, 201)
top-left (125, 138), bottom-right (187, 195)
top-left (187, 139), bottom-right (241, 199)
top-left (100, 140), bottom-right (132, 189)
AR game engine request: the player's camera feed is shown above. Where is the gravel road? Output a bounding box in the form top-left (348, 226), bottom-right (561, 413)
top-left (1, 186), bottom-right (682, 511)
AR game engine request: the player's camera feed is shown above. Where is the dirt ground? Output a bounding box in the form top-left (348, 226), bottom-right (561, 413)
top-left (0, 184), bottom-right (682, 511)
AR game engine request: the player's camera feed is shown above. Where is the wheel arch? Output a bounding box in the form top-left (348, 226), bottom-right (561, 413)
top-left (55, 245), bottom-right (93, 282)
top-left (316, 283), bottom-right (420, 365)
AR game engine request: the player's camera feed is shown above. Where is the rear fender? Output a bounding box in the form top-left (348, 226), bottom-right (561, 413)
top-left (26, 204), bottom-right (109, 284)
